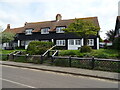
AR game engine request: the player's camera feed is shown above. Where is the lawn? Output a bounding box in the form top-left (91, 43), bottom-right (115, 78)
top-left (0, 49), bottom-right (26, 54)
top-left (59, 49), bottom-right (119, 59)
top-left (1, 48), bottom-right (119, 59)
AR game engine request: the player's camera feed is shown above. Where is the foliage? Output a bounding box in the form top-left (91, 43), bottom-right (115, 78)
top-left (59, 50), bottom-right (80, 56)
top-left (63, 19), bottom-right (100, 45)
top-left (1, 32), bottom-right (15, 44)
top-left (1, 54), bottom-right (8, 61)
top-left (59, 49), bottom-right (119, 59)
top-left (106, 29), bottom-right (115, 42)
top-left (80, 46), bottom-right (92, 53)
top-left (90, 49), bottom-right (119, 59)
top-left (0, 49), bottom-right (26, 54)
top-left (27, 41), bottom-right (53, 55)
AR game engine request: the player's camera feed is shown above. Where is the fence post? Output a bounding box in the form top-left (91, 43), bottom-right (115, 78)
top-left (47, 51), bottom-right (49, 57)
top-left (51, 56), bottom-right (54, 65)
top-left (69, 56), bottom-right (72, 67)
top-left (13, 54), bottom-right (15, 60)
top-left (40, 56), bottom-right (43, 64)
top-left (7, 54), bottom-right (9, 60)
top-left (26, 54), bottom-right (29, 62)
top-left (91, 56), bottom-right (95, 69)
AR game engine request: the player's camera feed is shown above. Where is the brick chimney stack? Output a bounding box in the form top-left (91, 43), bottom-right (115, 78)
top-left (7, 24), bottom-right (10, 29)
top-left (25, 22), bottom-right (27, 26)
top-left (56, 14), bottom-right (62, 21)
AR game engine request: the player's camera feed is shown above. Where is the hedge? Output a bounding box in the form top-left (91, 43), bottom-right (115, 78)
top-left (27, 41), bottom-right (53, 55)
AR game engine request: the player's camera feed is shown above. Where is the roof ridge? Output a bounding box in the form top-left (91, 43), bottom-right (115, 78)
top-left (27, 16), bottom-right (98, 24)
top-left (10, 27), bottom-right (24, 30)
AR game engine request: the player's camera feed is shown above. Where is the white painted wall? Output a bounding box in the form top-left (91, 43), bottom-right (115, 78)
top-left (18, 40), bottom-right (20, 47)
top-left (51, 39), bottom-right (54, 42)
top-left (97, 38), bottom-right (99, 50)
top-left (81, 38), bottom-right (84, 46)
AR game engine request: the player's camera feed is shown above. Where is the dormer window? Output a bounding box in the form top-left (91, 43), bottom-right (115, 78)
top-left (25, 29), bottom-right (33, 35)
top-left (41, 27), bottom-right (49, 34)
top-left (56, 26), bottom-right (65, 33)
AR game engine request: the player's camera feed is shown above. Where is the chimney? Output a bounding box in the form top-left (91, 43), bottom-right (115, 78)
top-left (56, 14), bottom-right (62, 21)
top-left (25, 22), bottom-right (27, 26)
top-left (7, 24), bottom-right (10, 29)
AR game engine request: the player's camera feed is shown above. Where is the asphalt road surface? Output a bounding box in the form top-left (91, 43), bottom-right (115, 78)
top-left (1, 65), bottom-right (119, 88)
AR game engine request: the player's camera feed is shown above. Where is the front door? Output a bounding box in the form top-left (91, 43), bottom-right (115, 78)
top-left (68, 39), bottom-right (81, 50)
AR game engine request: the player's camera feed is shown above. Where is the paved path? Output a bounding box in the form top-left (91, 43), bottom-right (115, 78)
top-left (2, 65), bottom-right (119, 88)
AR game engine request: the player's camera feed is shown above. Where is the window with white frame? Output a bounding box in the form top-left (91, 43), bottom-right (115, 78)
top-left (75, 39), bottom-right (81, 45)
top-left (25, 29), bottom-right (33, 35)
top-left (41, 28), bottom-right (49, 34)
top-left (21, 41), bottom-right (25, 46)
top-left (69, 39), bottom-right (74, 45)
top-left (56, 40), bottom-right (65, 46)
top-left (56, 27), bottom-right (65, 33)
top-left (87, 39), bottom-right (94, 46)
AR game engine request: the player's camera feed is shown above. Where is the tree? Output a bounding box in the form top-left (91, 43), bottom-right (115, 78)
top-left (63, 19), bottom-right (100, 45)
top-left (0, 32), bottom-right (15, 44)
top-left (106, 29), bottom-right (115, 42)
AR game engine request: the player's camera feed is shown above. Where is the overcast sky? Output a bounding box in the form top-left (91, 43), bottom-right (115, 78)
top-left (0, 0), bottom-right (119, 39)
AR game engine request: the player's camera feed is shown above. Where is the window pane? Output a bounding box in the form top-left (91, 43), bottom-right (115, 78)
top-left (56, 27), bottom-right (65, 33)
top-left (69, 40), bottom-right (74, 45)
top-left (25, 29), bottom-right (33, 35)
top-left (87, 39), bottom-right (94, 46)
top-left (56, 40), bottom-right (65, 46)
top-left (41, 28), bottom-right (49, 34)
top-left (76, 40), bottom-right (81, 45)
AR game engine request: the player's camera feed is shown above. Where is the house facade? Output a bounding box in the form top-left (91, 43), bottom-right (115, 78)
top-left (115, 16), bottom-right (120, 38)
top-left (4, 14), bottom-right (100, 50)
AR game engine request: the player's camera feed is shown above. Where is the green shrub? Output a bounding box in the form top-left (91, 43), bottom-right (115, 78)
top-left (59, 49), bottom-right (118, 59)
top-left (94, 53), bottom-right (109, 58)
top-left (2, 55), bottom-right (8, 61)
top-left (27, 41), bottom-right (53, 55)
top-left (80, 46), bottom-right (92, 53)
top-left (91, 49), bottom-right (119, 59)
top-left (59, 50), bottom-right (79, 56)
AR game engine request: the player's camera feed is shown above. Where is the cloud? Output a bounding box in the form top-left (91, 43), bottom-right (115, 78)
top-left (0, 0), bottom-right (119, 39)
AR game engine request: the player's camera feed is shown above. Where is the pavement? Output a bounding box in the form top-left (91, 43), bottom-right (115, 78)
top-left (0, 61), bottom-right (119, 81)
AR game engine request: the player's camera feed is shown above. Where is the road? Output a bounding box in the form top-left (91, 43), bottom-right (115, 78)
top-left (1, 65), bottom-right (119, 88)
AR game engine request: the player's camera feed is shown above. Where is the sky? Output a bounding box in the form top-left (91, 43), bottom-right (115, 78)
top-left (0, 0), bottom-right (119, 39)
